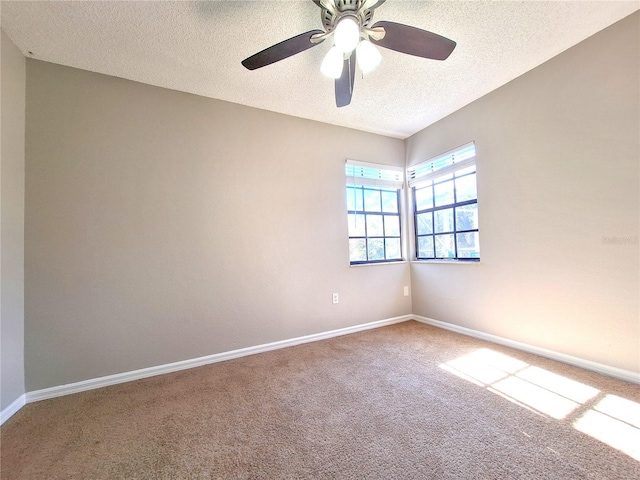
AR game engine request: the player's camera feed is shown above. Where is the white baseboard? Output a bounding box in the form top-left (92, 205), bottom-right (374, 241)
top-left (25, 314), bottom-right (413, 404)
top-left (1, 394), bottom-right (26, 425)
top-left (413, 315), bottom-right (640, 385)
top-left (6, 312), bottom-right (637, 425)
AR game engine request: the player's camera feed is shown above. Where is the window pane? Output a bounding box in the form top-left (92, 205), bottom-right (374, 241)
top-left (349, 239), bottom-right (366, 262)
top-left (366, 214), bottom-right (384, 236)
top-left (434, 208), bottom-right (454, 233)
top-left (384, 215), bottom-right (400, 237)
top-left (455, 204), bottom-right (478, 231)
top-left (381, 191), bottom-right (398, 213)
top-left (433, 173), bottom-right (454, 184)
top-left (434, 180), bottom-right (455, 207)
top-left (385, 238), bottom-right (401, 260)
top-left (411, 158), bottom-right (479, 262)
top-left (417, 236), bottom-right (434, 258)
top-left (457, 232), bottom-right (480, 258)
top-left (348, 214), bottom-right (366, 237)
top-left (363, 189), bottom-right (381, 212)
top-left (455, 173), bottom-right (477, 202)
top-left (346, 186), bottom-right (363, 211)
top-left (367, 239), bottom-right (384, 261)
top-left (346, 184), bottom-right (404, 265)
top-left (435, 234), bottom-right (455, 258)
top-left (416, 212), bottom-right (433, 235)
top-left (455, 165), bottom-right (476, 177)
top-left (415, 186), bottom-right (433, 211)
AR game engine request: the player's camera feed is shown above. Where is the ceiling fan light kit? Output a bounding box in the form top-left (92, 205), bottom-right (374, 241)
top-left (241, 0), bottom-right (457, 107)
top-left (333, 16), bottom-right (361, 53)
top-left (356, 39), bottom-right (382, 74)
top-left (322, 15), bottom-right (381, 78)
top-left (321, 46), bottom-right (345, 78)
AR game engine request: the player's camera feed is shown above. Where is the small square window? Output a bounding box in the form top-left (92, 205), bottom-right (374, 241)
top-left (347, 186), bottom-right (403, 264)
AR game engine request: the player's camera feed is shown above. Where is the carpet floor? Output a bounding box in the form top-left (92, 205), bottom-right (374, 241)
top-left (1, 321), bottom-right (639, 479)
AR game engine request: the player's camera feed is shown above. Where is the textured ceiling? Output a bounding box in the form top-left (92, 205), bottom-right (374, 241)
top-left (2, 1), bottom-right (638, 138)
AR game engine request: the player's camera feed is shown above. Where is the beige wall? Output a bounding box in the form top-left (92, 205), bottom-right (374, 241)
top-left (1, 30), bottom-right (26, 409)
top-left (407, 13), bottom-right (639, 373)
top-left (18, 11), bottom-right (639, 393)
top-left (24, 60), bottom-right (410, 391)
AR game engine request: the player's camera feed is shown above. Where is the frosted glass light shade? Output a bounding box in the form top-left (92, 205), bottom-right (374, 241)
top-left (356, 40), bottom-right (381, 74)
top-left (334, 17), bottom-right (360, 53)
top-left (321, 46), bottom-right (344, 79)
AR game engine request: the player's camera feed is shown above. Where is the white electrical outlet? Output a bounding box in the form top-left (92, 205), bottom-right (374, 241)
top-left (332, 293), bottom-right (339, 304)
top-left (404, 286), bottom-right (410, 297)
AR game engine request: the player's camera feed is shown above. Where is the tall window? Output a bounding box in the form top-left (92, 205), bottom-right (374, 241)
top-left (408, 142), bottom-right (480, 261)
top-left (345, 160), bottom-right (404, 265)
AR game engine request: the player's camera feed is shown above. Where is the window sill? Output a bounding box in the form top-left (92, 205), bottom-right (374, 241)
top-left (350, 260), bottom-right (408, 268)
top-left (411, 260), bottom-right (481, 265)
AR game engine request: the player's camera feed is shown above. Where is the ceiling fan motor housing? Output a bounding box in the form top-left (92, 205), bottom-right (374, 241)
top-left (321, 0), bottom-right (375, 33)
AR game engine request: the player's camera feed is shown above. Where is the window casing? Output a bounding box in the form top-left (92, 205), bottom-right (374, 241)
top-left (408, 143), bottom-right (480, 261)
top-left (345, 160), bottom-right (404, 265)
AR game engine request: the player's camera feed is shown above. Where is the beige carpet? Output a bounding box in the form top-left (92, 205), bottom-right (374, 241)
top-left (2, 321), bottom-right (639, 479)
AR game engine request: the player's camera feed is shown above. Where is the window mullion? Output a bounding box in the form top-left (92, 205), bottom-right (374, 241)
top-left (453, 176), bottom-right (458, 259)
top-left (431, 183), bottom-right (436, 258)
top-left (380, 189), bottom-right (386, 260)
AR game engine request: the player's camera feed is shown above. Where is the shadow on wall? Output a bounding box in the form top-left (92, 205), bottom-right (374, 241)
top-left (440, 348), bottom-right (640, 461)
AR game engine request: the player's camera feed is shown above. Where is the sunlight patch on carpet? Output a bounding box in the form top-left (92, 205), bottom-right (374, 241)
top-left (440, 348), bottom-right (640, 462)
top-left (490, 375), bottom-right (580, 419)
top-left (516, 366), bottom-right (599, 404)
top-left (574, 405), bottom-right (640, 461)
top-left (593, 394), bottom-right (640, 429)
top-left (439, 348), bottom-right (591, 419)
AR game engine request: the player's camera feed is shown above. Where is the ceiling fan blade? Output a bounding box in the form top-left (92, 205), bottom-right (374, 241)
top-left (242, 30), bottom-right (325, 70)
top-left (335, 51), bottom-right (356, 108)
top-left (361, 0), bottom-right (387, 11)
top-left (371, 21), bottom-right (456, 60)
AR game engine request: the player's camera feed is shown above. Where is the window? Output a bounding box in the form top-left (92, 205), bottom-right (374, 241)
top-left (408, 142), bottom-right (480, 261)
top-left (345, 160), bottom-right (404, 264)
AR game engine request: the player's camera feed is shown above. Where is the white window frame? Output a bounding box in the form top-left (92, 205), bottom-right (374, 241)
top-left (345, 159), bottom-right (405, 265)
top-left (407, 142), bottom-right (480, 262)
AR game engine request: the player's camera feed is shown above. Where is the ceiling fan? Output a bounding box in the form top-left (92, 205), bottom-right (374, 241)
top-left (241, 0), bottom-right (456, 108)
